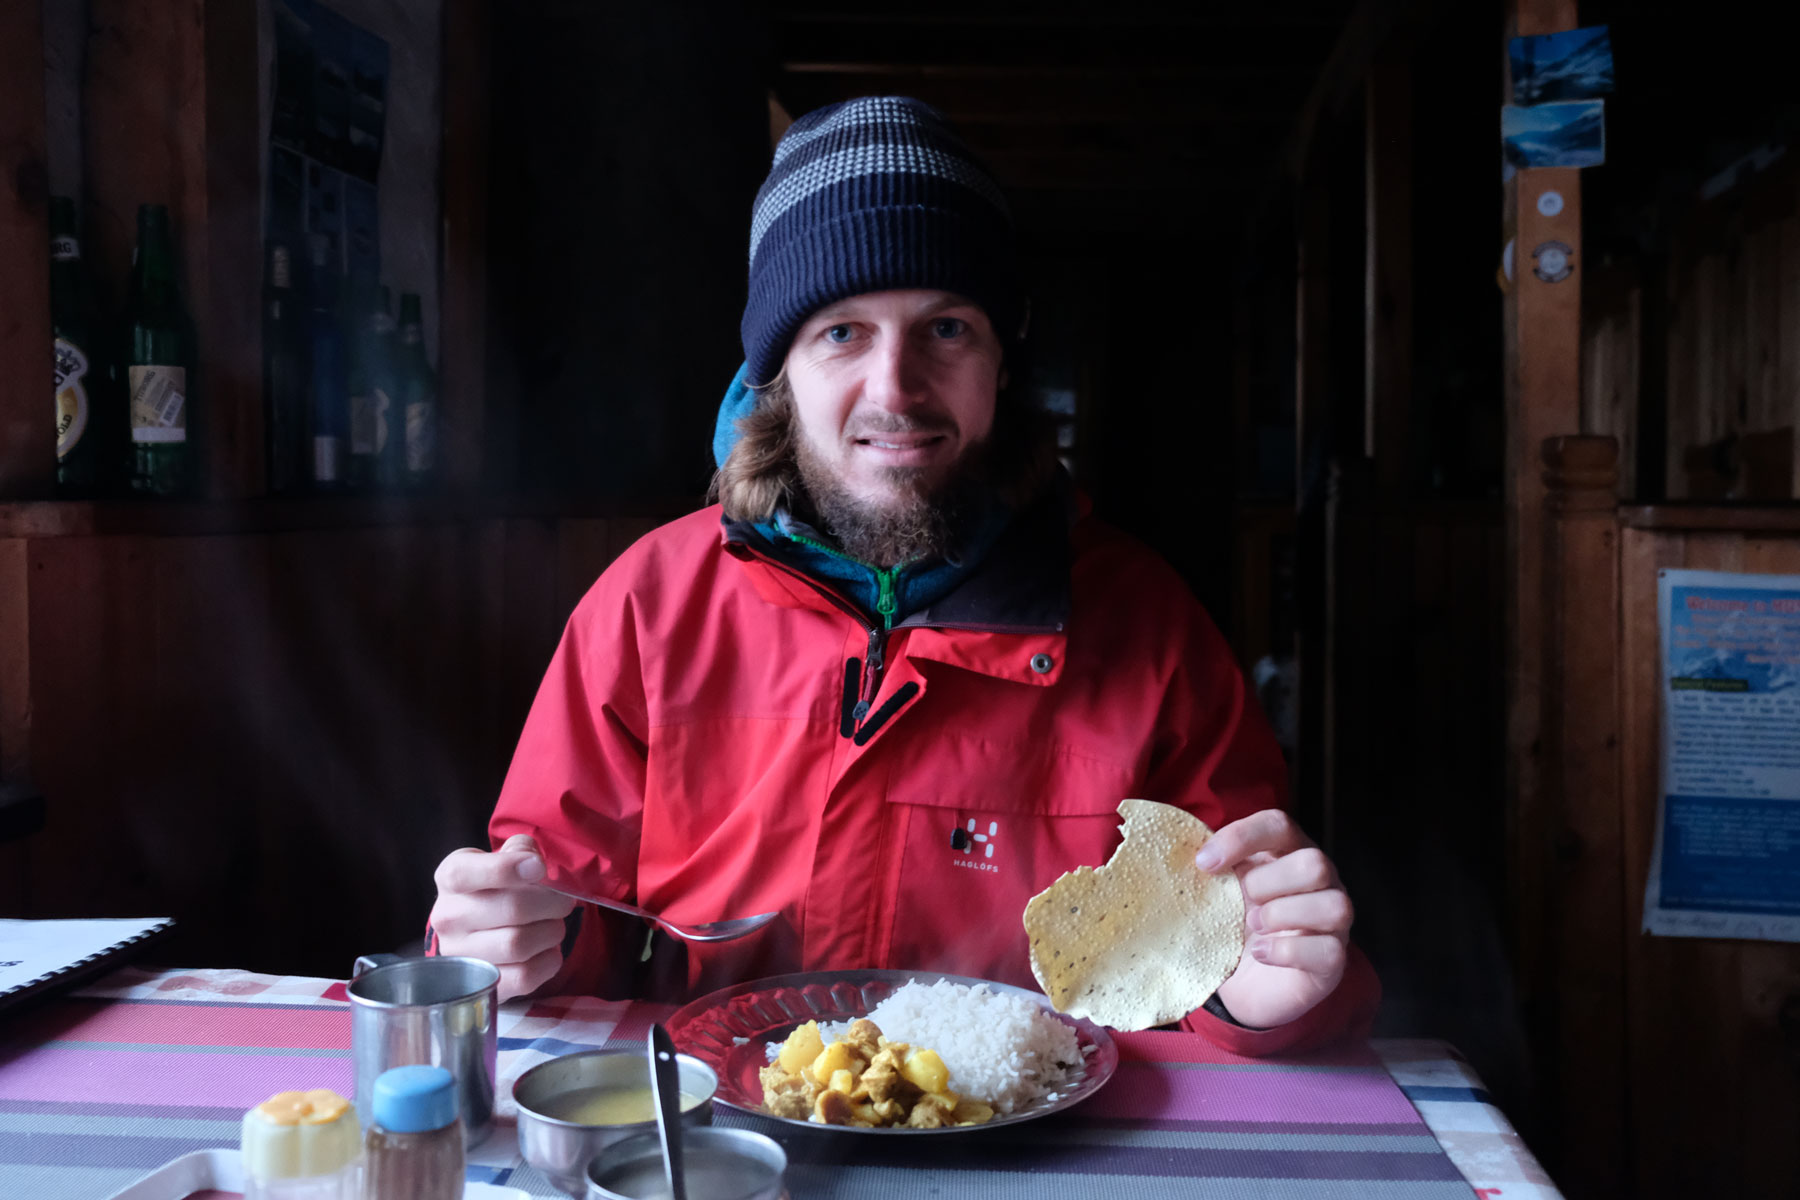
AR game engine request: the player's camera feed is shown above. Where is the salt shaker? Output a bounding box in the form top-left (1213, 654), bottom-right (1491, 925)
top-left (363, 1064), bottom-right (465, 1199)
top-left (241, 1088), bottom-right (361, 1200)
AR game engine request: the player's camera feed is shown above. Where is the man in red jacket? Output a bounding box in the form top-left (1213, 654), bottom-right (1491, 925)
top-left (428, 97), bottom-right (1376, 1055)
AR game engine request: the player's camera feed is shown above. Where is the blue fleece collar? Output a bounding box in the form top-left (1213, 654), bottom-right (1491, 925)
top-left (751, 503), bottom-right (1012, 628)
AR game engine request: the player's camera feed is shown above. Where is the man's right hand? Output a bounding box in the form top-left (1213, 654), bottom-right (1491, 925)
top-left (430, 833), bottom-right (577, 1001)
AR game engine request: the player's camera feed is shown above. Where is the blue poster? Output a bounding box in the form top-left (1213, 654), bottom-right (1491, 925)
top-left (1510, 25), bottom-right (1614, 106)
top-left (1501, 101), bottom-right (1606, 170)
top-left (1646, 570), bottom-right (1800, 940)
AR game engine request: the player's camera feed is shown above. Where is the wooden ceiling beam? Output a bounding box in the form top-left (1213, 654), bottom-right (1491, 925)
top-left (771, 72), bottom-right (1306, 128)
top-left (771, 23), bottom-right (1338, 73)
top-left (768, 3), bottom-right (1348, 29)
top-left (977, 145), bottom-right (1267, 193)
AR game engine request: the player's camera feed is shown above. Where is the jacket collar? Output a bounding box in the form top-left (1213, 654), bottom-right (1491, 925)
top-left (720, 480), bottom-right (1073, 639)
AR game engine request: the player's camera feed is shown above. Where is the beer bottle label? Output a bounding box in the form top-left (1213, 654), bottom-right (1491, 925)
top-left (374, 388), bottom-right (393, 453)
top-left (130, 365), bottom-right (188, 443)
top-left (406, 402), bottom-right (433, 473)
top-left (54, 337), bottom-right (91, 460)
top-left (349, 392), bottom-right (377, 455)
top-left (51, 236), bottom-right (79, 263)
top-left (314, 436), bottom-right (341, 483)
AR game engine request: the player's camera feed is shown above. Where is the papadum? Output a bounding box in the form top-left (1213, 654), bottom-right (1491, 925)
top-left (1023, 798), bottom-right (1245, 1031)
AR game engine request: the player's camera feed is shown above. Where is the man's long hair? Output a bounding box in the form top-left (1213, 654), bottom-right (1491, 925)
top-left (710, 373), bottom-right (1059, 523)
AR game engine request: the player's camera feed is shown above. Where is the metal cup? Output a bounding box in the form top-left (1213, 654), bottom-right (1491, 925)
top-left (349, 953), bottom-right (499, 1149)
top-left (586, 1127), bottom-right (787, 1200)
top-left (514, 1048), bottom-right (718, 1198)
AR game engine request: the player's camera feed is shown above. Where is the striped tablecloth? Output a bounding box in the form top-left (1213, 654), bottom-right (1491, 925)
top-left (0, 968), bottom-right (1562, 1199)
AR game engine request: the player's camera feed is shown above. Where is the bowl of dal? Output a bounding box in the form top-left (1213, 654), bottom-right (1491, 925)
top-left (514, 1048), bottom-right (718, 1196)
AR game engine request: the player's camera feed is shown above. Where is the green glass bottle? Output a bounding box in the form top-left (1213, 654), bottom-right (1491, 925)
top-left (397, 293), bottom-right (438, 491)
top-left (126, 205), bottom-right (192, 497)
top-left (50, 196), bottom-right (114, 497)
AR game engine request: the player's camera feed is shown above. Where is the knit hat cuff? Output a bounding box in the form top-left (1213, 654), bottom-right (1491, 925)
top-left (741, 204), bottom-right (1020, 387)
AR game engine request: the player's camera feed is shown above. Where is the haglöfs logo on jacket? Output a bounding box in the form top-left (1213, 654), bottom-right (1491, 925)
top-left (950, 818), bottom-right (999, 873)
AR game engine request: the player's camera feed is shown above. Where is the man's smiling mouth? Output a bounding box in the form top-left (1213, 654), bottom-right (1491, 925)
top-left (858, 435), bottom-right (944, 449)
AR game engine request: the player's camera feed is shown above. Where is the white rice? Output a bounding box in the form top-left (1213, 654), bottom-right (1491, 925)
top-left (765, 979), bottom-right (1083, 1115)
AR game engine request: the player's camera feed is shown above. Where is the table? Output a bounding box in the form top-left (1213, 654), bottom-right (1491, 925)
top-left (0, 967), bottom-right (1562, 1199)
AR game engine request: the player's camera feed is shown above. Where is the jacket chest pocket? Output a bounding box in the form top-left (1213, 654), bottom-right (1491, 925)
top-left (874, 736), bottom-right (1136, 989)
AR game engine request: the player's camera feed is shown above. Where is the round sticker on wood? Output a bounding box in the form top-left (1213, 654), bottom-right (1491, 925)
top-left (1532, 240), bottom-right (1574, 283)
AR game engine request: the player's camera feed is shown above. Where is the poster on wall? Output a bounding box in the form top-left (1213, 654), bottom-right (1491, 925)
top-left (1501, 100), bottom-right (1606, 170)
top-left (1509, 25), bottom-right (1614, 105)
top-left (1644, 569), bottom-right (1800, 941)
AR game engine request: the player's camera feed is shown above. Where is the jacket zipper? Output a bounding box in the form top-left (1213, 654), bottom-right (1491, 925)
top-left (780, 533), bottom-right (908, 719)
top-left (729, 535), bottom-right (1062, 735)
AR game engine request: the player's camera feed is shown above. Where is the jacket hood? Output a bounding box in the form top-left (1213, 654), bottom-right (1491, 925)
top-left (713, 362), bottom-right (756, 470)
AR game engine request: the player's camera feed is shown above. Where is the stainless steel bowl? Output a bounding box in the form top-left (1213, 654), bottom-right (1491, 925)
top-left (586, 1127), bottom-right (787, 1200)
top-left (515, 1049), bottom-right (718, 1197)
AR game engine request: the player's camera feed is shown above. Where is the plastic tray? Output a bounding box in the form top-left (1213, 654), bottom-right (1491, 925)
top-left (103, 1149), bottom-right (528, 1200)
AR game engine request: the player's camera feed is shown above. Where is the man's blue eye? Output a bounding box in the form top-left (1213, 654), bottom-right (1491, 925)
top-left (933, 318), bottom-right (966, 338)
top-left (826, 325), bottom-right (853, 343)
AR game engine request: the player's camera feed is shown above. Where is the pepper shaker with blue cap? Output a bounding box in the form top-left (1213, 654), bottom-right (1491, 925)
top-left (363, 1064), bottom-right (465, 1199)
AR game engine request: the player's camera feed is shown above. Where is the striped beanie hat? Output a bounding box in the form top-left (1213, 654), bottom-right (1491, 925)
top-left (741, 96), bottom-right (1021, 387)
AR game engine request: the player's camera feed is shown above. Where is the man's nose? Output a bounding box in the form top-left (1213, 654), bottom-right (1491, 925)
top-left (862, 334), bottom-right (929, 411)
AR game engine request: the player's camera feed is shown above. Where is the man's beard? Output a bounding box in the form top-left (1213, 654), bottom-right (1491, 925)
top-left (793, 424), bottom-right (986, 568)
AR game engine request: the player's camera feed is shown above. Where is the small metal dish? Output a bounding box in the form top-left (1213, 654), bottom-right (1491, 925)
top-left (586, 1127), bottom-right (787, 1200)
top-left (515, 1048), bottom-right (718, 1197)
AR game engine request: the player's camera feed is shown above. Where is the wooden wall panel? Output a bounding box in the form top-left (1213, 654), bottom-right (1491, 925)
top-left (1580, 265), bottom-right (1640, 498)
top-left (1617, 523), bottom-right (1800, 1198)
top-left (1720, 241), bottom-right (1748, 449)
top-left (1664, 252), bottom-right (1698, 499)
top-left (554, 520), bottom-right (616, 623)
top-left (1781, 207), bottom-right (1800, 495)
top-left (5, 512), bottom-right (679, 968)
top-left (494, 518), bottom-right (561, 788)
top-left (1744, 217), bottom-right (1781, 434)
top-left (0, 541), bottom-right (31, 783)
top-left (139, 536), bottom-right (271, 951)
top-left (25, 537), bottom-right (159, 920)
top-left (1660, 173), bottom-right (1800, 502)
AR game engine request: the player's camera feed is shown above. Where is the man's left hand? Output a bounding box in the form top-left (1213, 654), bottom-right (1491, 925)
top-left (1196, 809), bottom-right (1352, 1031)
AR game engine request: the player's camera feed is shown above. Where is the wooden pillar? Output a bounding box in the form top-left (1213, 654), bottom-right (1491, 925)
top-left (1504, 0), bottom-right (1584, 1118)
top-left (1540, 435), bottom-right (1624, 1195)
top-left (0, 3), bottom-right (55, 498)
top-left (85, 0), bottom-right (262, 499)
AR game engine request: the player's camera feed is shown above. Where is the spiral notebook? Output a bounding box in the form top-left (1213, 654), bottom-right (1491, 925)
top-left (0, 917), bottom-right (174, 1014)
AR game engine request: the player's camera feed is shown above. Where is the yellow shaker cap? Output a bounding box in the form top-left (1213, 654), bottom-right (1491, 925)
top-left (242, 1087), bottom-right (360, 1179)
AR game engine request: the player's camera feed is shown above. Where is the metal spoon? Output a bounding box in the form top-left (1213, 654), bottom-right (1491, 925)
top-left (649, 1023), bottom-right (687, 1200)
top-left (544, 884), bottom-right (777, 943)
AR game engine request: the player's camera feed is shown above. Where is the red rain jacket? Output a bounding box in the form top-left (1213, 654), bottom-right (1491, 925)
top-left (489, 499), bottom-right (1379, 1056)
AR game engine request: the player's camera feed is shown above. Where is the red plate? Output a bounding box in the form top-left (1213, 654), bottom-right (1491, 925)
top-left (665, 968), bottom-right (1118, 1135)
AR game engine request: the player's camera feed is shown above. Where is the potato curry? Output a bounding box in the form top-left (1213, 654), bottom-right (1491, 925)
top-left (759, 1018), bottom-right (996, 1128)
